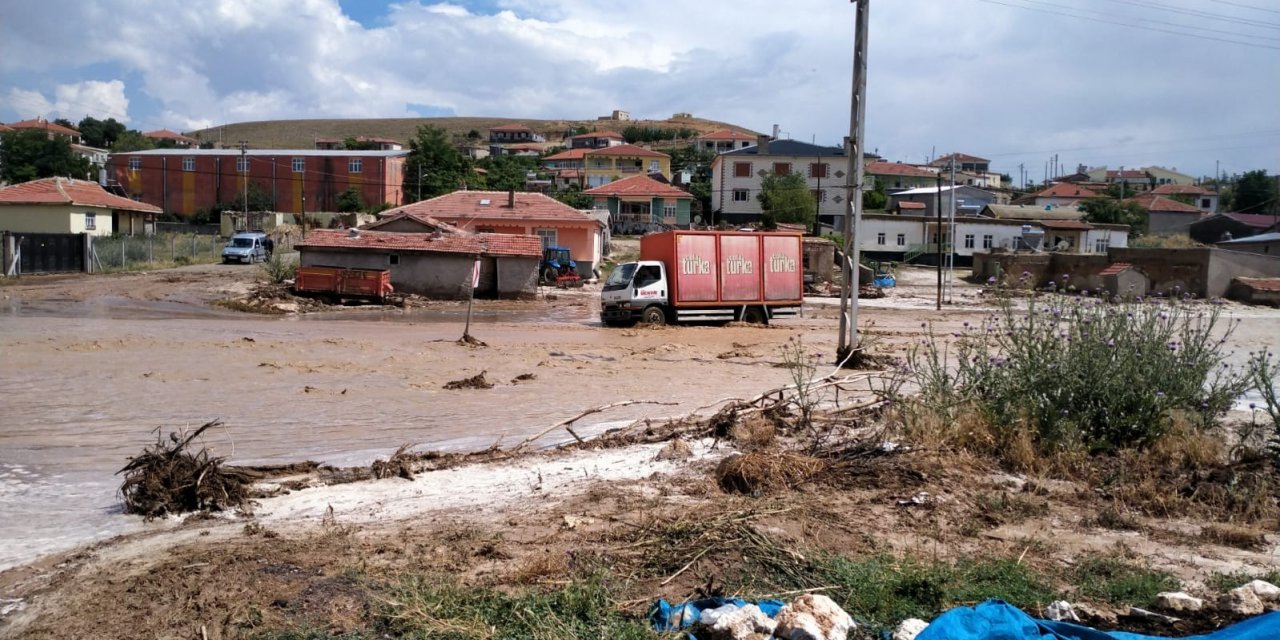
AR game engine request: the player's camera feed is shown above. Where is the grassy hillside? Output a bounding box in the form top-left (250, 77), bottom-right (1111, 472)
top-left (186, 116), bottom-right (756, 150)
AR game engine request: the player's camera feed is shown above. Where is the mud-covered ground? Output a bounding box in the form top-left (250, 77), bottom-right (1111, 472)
top-left (2, 259), bottom-right (1279, 639)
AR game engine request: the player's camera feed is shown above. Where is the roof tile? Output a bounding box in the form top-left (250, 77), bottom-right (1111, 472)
top-left (584, 143), bottom-right (669, 159)
top-left (584, 174), bottom-right (693, 199)
top-left (0, 177), bottom-right (162, 214)
top-left (298, 228), bottom-right (541, 258)
top-left (381, 190), bottom-right (599, 224)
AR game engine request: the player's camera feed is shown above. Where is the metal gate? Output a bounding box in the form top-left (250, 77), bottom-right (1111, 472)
top-left (11, 233), bottom-right (86, 274)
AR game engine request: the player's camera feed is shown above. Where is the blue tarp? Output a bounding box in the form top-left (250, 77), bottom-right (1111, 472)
top-left (649, 597), bottom-right (785, 637)
top-left (917, 600), bottom-right (1280, 640)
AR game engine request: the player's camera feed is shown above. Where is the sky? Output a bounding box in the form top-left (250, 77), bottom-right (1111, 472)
top-left (1, 0), bottom-right (1277, 182)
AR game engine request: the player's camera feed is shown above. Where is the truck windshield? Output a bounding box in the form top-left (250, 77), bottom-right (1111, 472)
top-left (604, 263), bottom-right (637, 287)
top-left (230, 237), bottom-right (254, 248)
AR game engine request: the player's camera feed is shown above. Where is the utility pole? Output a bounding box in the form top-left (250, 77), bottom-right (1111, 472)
top-left (947, 158), bottom-right (956, 304)
top-left (935, 171), bottom-right (943, 311)
top-left (239, 141), bottom-right (249, 223)
top-left (837, 0), bottom-right (870, 362)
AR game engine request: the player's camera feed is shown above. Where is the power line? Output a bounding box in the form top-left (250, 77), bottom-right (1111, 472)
top-left (974, 0), bottom-right (1280, 49)
top-left (1015, 0), bottom-right (1280, 42)
top-left (1210, 0), bottom-right (1280, 15)
top-left (1098, 0), bottom-right (1280, 30)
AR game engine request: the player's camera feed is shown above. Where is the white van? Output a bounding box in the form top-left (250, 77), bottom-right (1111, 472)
top-left (221, 232), bottom-right (269, 264)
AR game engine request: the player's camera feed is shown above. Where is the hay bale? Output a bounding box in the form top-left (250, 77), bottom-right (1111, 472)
top-left (716, 451), bottom-right (828, 495)
top-left (117, 420), bottom-right (249, 519)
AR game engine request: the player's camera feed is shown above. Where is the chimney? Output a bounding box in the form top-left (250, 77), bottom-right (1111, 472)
top-left (756, 135), bottom-right (771, 155)
top-left (507, 189), bottom-right (515, 208)
top-left (772, 124), bottom-right (780, 138)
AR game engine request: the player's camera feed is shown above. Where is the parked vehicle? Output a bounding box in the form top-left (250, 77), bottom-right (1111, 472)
top-left (540, 246), bottom-right (582, 287)
top-left (294, 265), bottom-right (394, 302)
top-left (221, 232), bottom-right (269, 264)
top-left (601, 230), bottom-right (803, 326)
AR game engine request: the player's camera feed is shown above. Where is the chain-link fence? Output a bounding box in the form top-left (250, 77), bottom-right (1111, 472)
top-left (90, 233), bottom-right (226, 272)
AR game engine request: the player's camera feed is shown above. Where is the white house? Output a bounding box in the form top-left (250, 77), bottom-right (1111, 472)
top-left (710, 137), bottom-right (849, 228)
top-left (859, 214), bottom-right (1129, 263)
top-left (1150, 183), bottom-right (1219, 214)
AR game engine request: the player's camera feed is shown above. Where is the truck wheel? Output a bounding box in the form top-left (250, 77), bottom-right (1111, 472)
top-left (640, 306), bottom-right (666, 326)
top-left (741, 306), bottom-right (768, 325)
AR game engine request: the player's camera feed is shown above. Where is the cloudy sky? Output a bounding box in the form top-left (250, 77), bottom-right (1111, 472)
top-left (2, 0), bottom-right (1277, 181)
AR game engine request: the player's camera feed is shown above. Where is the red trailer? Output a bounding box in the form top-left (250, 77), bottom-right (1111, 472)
top-left (295, 266), bottom-right (394, 302)
top-left (600, 230), bottom-right (803, 325)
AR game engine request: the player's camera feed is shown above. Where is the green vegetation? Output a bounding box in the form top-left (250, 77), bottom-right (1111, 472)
top-left (621, 125), bottom-right (697, 144)
top-left (404, 124), bottom-right (473, 203)
top-left (260, 252), bottom-right (297, 284)
top-left (1080, 198), bottom-right (1148, 236)
top-left (1231, 169), bottom-right (1278, 215)
top-left (336, 187), bottom-right (364, 213)
top-left (757, 172), bottom-right (817, 230)
top-left (1074, 556), bottom-right (1178, 606)
top-left (0, 129), bottom-right (92, 182)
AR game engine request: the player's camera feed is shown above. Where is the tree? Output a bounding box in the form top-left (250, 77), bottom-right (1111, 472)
top-left (1232, 170), bottom-right (1277, 214)
top-left (862, 180), bottom-right (887, 210)
top-left (52, 117), bottom-right (75, 129)
top-left (112, 130), bottom-right (156, 152)
top-left (336, 187), bottom-right (364, 212)
top-left (342, 136), bottom-right (381, 151)
top-left (1080, 197), bottom-right (1148, 236)
top-left (220, 183), bottom-right (275, 214)
top-left (475, 154), bottom-right (540, 192)
top-left (553, 186), bottom-right (594, 209)
top-left (0, 129), bottom-right (91, 182)
top-left (77, 117), bottom-right (127, 149)
top-left (404, 125), bottom-right (471, 202)
top-left (757, 172), bottom-right (816, 230)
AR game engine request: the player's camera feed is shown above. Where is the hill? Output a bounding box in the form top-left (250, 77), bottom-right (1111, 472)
top-left (186, 115), bottom-right (756, 150)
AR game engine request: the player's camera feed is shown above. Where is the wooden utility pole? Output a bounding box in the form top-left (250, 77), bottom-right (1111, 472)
top-left (935, 171), bottom-right (943, 311)
top-left (838, 0), bottom-right (871, 362)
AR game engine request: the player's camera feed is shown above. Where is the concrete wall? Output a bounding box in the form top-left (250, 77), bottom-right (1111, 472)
top-left (1110, 247), bottom-right (1210, 296)
top-left (1207, 250), bottom-right (1280, 299)
top-left (0, 204), bottom-right (114, 236)
top-left (1147, 211), bottom-right (1201, 235)
top-left (300, 248), bottom-right (537, 299)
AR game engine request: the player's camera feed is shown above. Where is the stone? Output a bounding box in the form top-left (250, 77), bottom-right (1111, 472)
top-left (1154, 591), bottom-right (1204, 613)
top-left (773, 594), bottom-right (855, 640)
top-left (893, 618), bottom-right (929, 640)
top-left (655, 438), bottom-right (693, 461)
top-left (1219, 587), bottom-right (1265, 616)
top-left (1073, 603), bottom-right (1119, 627)
top-left (697, 603), bottom-right (776, 640)
top-left (1043, 601), bottom-right (1080, 622)
top-left (1243, 580), bottom-right (1280, 604)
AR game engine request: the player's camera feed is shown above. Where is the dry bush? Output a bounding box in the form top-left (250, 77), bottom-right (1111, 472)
top-left (1200, 524), bottom-right (1269, 550)
top-left (117, 420), bottom-right (250, 519)
top-left (511, 551), bottom-right (570, 584)
top-left (731, 415), bottom-right (777, 451)
top-left (715, 451), bottom-right (828, 495)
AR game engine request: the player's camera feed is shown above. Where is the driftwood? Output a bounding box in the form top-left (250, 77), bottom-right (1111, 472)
top-left (510, 400), bottom-right (678, 452)
top-left (117, 419), bottom-right (250, 519)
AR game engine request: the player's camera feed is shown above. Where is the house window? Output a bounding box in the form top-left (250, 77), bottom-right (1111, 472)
top-left (734, 162), bottom-right (751, 178)
top-left (389, 254), bottom-right (400, 265)
top-left (663, 204), bottom-right (677, 220)
top-left (1095, 237), bottom-right (1110, 253)
top-left (236, 156), bottom-right (249, 172)
top-left (810, 162), bottom-right (828, 178)
top-left (348, 158), bottom-right (362, 173)
top-left (896, 233), bottom-right (905, 246)
top-left (182, 156), bottom-right (195, 172)
top-left (811, 189), bottom-right (826, 202)
top-left (964, 234), bottom-right (975, 249)
top-left (876, 232), bottom-right (885, 245)
top-left (83, 213), bottom-right (96, 230)
top-left (128, 157), bottom-right (141, 171)
top-left (773, 162), bottom-right (790, 176)
top-left (1201, 198), bottom-right (1210, 208)
top-left (292, 157), bottom-right (305, 173)
top-left (535, 228), bottom-right (557, 248)
top-left (732, 189), bottom-right (750, 202)
top-left (982, 234), bottom-right (993, 249)
top-left (649, 160), bottom-right (660, 173)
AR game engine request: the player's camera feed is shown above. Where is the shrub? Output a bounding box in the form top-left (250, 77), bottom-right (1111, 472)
top-left (905, 280), bottom-right (1249, 453)
top-left (1246, 350), bottom-right (1280, 463)
top-left (260, 252), bottom-right (296, 284)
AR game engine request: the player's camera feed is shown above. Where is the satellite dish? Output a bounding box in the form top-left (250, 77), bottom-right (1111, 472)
top-left (693, 215), bottom-right (703, 225)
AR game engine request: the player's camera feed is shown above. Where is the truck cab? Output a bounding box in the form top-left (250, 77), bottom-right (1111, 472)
top-left (601, 260), bottom-right (668, 325)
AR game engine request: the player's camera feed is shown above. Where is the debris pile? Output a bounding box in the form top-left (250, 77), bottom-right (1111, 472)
top-left (651, 594), bottom-right (854, 640)
top-left (443, 371), bottom-right (494, 390)
top-left (117, 419), bottom-right (250, 519)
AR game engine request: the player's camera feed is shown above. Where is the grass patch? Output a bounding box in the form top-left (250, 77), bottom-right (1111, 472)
top-left (1199, 524), bottom-right (1269, 550)
top-left (1074, 556), bottom-right (1179, 606)
top-left (1207, 570), bottom-right (1280, 593)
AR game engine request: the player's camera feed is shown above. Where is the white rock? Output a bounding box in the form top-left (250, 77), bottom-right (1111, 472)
top-left (893, 618), bottom-right (929, 640)
top-left (698, 603), bottom-right (776, 640)
top-left (1220, 587), bottom-right (1265, 616)
top-left (773, 594), bottom-right (855, 640)
top-left (1243, 580), bottom-right (1280, 603)
top-left (1043, 600), bottom-right (1080, 622)
top-left (1155, 591), bottom-right (1204, 613)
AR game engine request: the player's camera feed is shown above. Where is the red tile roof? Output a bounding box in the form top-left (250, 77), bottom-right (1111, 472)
top-left (898, 201), bottom-right (926, 210)
top-left (931, 152), bottom-right (989, 164)
top-left (504, 143), bottom-right (545, 152)
top-left (362, 211), bottom-right (462, 233)
top-left (699, 129), bottom-right (756, 141)
top-left (584, 174), bottom-right (693, 199)
top-left (1151, 184), bottom-right (1214, 196)
top-left (1099, 262), bottom-right (1135, 277)
top-left (865, 161), bottom-right (936, 178)
top-left (7, 118), bottom-right (79, 138)
top-left (569, 130), bottom-right (624, 140)
top-left (1234, 277), bottom-right (1280, 293)
top-left (585, 143), bottom-right (669, 159)
top-left (1108, 169), bottom-right (1148, 180)
top-left (1034, 183), bottom-right (1100, 199)
top-left (299, 228), bottom-right (541, 258)
top-left (543, 148), bottom-right (588, 161)
top-left (489, 124), bottom-right (536, 133)
top-left (143, 129), bottom-right (197, 143)
top-left (0, 124), bottom-right (13, 133)
top-left (1039, 219), bottom-right (1094, 230)
top-left (1128, 194), bottom-right (1202, 214)
top-left (1223, 212), bottom-right (1280, 229)
top-left (0, 177), bottom-right (161, 213)
top-left (381, 190), bottom-right (599, 224)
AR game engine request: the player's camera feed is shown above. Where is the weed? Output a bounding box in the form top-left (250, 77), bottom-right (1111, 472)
top-left (780, 335), bottom-right (825, 433)
top-left (975, 492), bottom-right (1049, 525)
top-left (1089, 505), bottom-right (1142, 531)
top-left (1246, 350), bottom-right (1280, 465)
top-left (1074, 556), bottom-right (1178, 606)
top-left (1199, 524), bottom-right (1268, 550)
top-left (1207, 570), bottom-right (1280, 593)
top-left (261, 252), bottom-right (298, 284)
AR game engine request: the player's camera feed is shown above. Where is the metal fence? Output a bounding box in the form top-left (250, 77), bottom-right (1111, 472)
top-left (90, 233), bottom-right (225, 272)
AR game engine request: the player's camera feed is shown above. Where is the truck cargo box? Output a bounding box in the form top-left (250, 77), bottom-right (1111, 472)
top-left (295, 265), bottom-right (394, 301)
top-left (639, 231), bottom-right (803, 307)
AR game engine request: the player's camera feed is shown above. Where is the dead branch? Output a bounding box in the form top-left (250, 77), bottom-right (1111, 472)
top-left (511, 400), bottom-right (678, 452)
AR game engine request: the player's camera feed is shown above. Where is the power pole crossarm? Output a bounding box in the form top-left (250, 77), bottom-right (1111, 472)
top-left (838, 0), bottom-right (870, 362)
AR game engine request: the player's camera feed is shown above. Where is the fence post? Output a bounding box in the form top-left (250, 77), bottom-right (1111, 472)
top-left (191, 233), bottom-right (197, 259)
top-left (148, 235), bottom-right (154, 264)
top-left (121, 236), bottom-right (126, 268)
top-left (170, 235), bottom-right (176, 261)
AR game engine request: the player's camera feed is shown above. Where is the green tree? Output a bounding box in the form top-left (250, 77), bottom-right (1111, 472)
top-left (77, 116), bottom-right (127, 149)
top-left (222, 183), bottom-right (275, 213)
top-left (343, 136), bottom-right (381, 151)
top-left (553, 186), bottom-right (594, 209)
top-left (757, 172), bottom-right (816, 230)
top-left (0, 129), bottom-right (91, 182)
top-left (1232, 170), bottom-right (1277, 214)
top-left (1080, 198), bottom-right (1148, 236)
top-left (52, 117), bottom-right (75, 129)
top-left (465, 129), bottom-right (482, 141)
top-left (404, 125), bottom-right (470, 202)
top-left (476, 154), bottom-right (540, 192)
top-left (863, 181), bottom-right (888, 210)
top-left (112, 130), bottom-right (156, 152)
top-left (336, 187), bottom-right (364, 212)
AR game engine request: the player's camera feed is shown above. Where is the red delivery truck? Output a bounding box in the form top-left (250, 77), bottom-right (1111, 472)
top-left (295, 265), bottom-right (394, 302)
top-left (600, 230), bottom-right (803, 326)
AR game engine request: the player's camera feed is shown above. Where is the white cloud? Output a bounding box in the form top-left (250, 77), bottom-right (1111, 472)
top-left (4, 80), bottom-right (130, 123)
